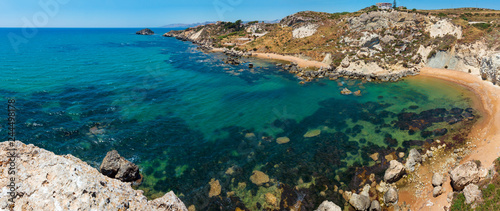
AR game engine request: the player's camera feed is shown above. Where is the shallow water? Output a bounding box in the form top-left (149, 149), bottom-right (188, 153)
top-left (0, 28), bottom-right (477, 210)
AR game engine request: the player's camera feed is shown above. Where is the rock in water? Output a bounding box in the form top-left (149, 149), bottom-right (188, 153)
top-left (384, 187), bottom-right (399, 204)
top-left (0, 141), bottom-right (188, 210)
top-left (100, 150), bottom-right (141, 182)
top-left (276, 137), bottom-right (290, 144)
top-left (349, 193), bottom-right (370, 211)
top-left (341, 88), bottom-right (352, 95)
top-left (384, 160), bottom-right (405, 183)
top-left (208, 179), bottom-right (221, 197)
top-left (315, 200), bottom-right (342, 211)
top-left (250, 170), bottom-right (270, 185)
top-left (136, 28), bottom-right (154, 35)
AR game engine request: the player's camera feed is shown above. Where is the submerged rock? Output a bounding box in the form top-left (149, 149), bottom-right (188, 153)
top-left (315, 200), bottom-right (342, 211)
top-left (276, 136), bottom-right (290, 144)
top-left (0, 141), bottom-right (187, 211)
top-left (208, 178), bottom-right (221, 197)
top-left (100, 150), bottom-right (141, 183)
top-left (250, 170), bottom-right (270, 185)
top-left (341, 88), bottom-right (352, 95)
top-left (136, 28), bottom-right (154, 35)
top-left (304, 129), bottom-right (321, 138)
top-left (384, 160), bottom-right (405, 183)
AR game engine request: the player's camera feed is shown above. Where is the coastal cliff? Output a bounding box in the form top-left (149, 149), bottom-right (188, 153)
top-left (164, 8), bottom-right (500, 83)
top-left (0, 141), bottom-right (187, 211)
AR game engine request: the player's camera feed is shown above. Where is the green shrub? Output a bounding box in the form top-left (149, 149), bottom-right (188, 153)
top-left (473, 23), bottom-right (492, 30)
top-left (438, 13), bottom-right (447, 17)
top-left (412, 8), bottom-right (417, 12)
top-left (428, 50), bottom-right (437, 59)
top-left (450, 193), bottom-right (472, 211)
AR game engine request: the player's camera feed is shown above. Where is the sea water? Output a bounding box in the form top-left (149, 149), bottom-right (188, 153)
top-left (0, 28), bottom-right (477, 210)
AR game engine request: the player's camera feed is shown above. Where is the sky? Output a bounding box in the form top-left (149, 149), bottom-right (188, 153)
top-left (0, 0), bottom-right (498, 27)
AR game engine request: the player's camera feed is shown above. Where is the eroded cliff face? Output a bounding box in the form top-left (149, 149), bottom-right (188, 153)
top-left (0, 141), bottom-right (187, 211)
top-left (163, 9), bottom-right (499, 82)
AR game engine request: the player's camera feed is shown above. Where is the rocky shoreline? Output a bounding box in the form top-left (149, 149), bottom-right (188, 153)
top-left (0, 141), bottom-right (188, 211)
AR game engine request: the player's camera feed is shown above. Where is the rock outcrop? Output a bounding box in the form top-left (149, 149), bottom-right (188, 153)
top-left (432, 173), bottom-right (444, 187)
top-left (384, 160), bottom-right (405, 183)
top-left (369, 200), bottom-right (381, 211)
top-left (349, 193), bottom-right (371, 211)
top-left (315, 200), bottom-right (342, 211)
top-left (100, 150), bottom-right (141, 183)
top-left (0, 141), bottom-right (187, 211)
top-left (136, 28), bottom-right (154, 35)
top-left (463, 184), bottom-right (482, 205)
top-left (449, 161), bottom-right (486, 191)
top-left (405, 148), bottom-right (422, 172)
top-left (384, 187), bottom-right (399, 204)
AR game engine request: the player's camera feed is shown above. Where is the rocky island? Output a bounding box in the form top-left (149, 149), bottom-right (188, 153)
top-left (136, 28), bottom-right (155, 35)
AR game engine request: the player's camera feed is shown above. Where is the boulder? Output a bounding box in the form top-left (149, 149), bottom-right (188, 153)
top-left (432, 173), bottom-right (444, 187)
top-left (463, 184), bottom-right (482, 204)
top-left (136, 28), bottom-right (154, 35)
top-left (369, 200), bottom-right (381, 211)
top-left (384, 160), bottom-right (405, 183)
top-left (315, 200), bottom-right (342, 211)
top-left (349, 193), bottom-right (371, 211)
top-left (405, 148), bottom-right (422, 172)
top-left (384, 187), bottom-right (399, 204)
top-left (341, 88), bottom-right (352, 95)
top-left (0, 141), bottom-right (188, 211)
top-left (449, 161), bottom-right (481, 191)
top-left (100, 150), bottom-right (141, 182)
top-left (433, 186), bottom-right (443, 197)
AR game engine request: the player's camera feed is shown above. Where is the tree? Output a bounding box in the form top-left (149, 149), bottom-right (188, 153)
top-left (393, 0), bottom-right (397, 9)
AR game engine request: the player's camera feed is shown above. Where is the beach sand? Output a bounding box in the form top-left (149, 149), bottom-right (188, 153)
top-left (400, 67), bottom-right (500, 210)
top-left (252, 53), bottom-right (329, 68)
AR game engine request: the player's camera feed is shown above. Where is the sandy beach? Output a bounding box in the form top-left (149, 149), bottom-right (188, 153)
top-left (402, 67), bottom-right (500, 210)
top-left (252, 53), bottom-right (330, 68)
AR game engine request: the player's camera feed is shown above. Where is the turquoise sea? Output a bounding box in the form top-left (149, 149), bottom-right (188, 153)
top-left (0, 28), bottom-right (477, 210)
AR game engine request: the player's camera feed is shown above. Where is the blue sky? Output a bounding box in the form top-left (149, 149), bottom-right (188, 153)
top-left (0, 0), bottom-right (498, 27)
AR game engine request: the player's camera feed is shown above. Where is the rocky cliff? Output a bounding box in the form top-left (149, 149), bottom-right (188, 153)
top-left (163, 8), bottom-right (500, 83)
top-left (0, 141), bottom-right (187, 211)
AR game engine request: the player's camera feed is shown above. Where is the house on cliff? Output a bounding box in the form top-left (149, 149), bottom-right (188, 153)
top-left (376, 3), bottom-right (393, 10)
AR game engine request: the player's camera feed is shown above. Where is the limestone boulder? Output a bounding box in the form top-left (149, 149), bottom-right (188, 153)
top-left (384, 187), bottom-right (399, 204)
top-left (100, 150), bottom-right (141, 182)
top-left (463, 184), bottom-right (482, 205)
top-left (384, 160), bottom-right (405, 183)
top-left (349, 193), bottom-right (371, 211)
top-left (432, 173), bottom-right (444, 187)
top-left (449, 161), bottom-right (482, 191)
top-left (405, 148), bottom-right (422, 172)
top-left (315, 200), bottom-right (342, 211)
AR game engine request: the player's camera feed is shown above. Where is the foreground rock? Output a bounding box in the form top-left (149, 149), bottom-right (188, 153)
top-left (0, 141), bottom-right (187, 211)
top-left (432, 173), bottom-right (445, 187)
top-left (136, 28), bottom-right (154, 35)
top-left (449, 161), bottom-right (485, 191)
top-left (349, 193), bottom-right (371, 211)
top-left (463, 184), bottom-right (482, 205)
top-left (384, 160), bottom-right (405, 183)
top-left (384, 187), bottom-right (399, 204)
top-left (250, 170), bottom-right (270, 185)
top-left (369, 200), bottom-right (381, 211)
top-left (100, 150), bottom-right (141, 182)
top-left (405, 148), bottom-right (422, 172)
top-left (315, 200), bottom-right (342, 211)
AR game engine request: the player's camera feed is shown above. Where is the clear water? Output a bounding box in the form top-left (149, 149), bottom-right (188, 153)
top-left (0, 28), bottom-right (477, 210)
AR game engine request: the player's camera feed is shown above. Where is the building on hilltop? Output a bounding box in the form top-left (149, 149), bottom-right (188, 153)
top-left (376, 3), bottom-right (393, 10)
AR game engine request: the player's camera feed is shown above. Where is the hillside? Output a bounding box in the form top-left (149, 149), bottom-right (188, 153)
top-left (164, 7), bottom-right (500, 83)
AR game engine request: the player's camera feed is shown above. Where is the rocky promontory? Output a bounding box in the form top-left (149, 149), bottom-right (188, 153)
top-left (0, 141), bottom-right (187, 211)
top-left (163, 8), bottom-right (500, 84)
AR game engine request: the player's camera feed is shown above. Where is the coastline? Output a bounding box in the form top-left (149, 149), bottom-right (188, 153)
top-left (405, 67), bottom-right (500, 210)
